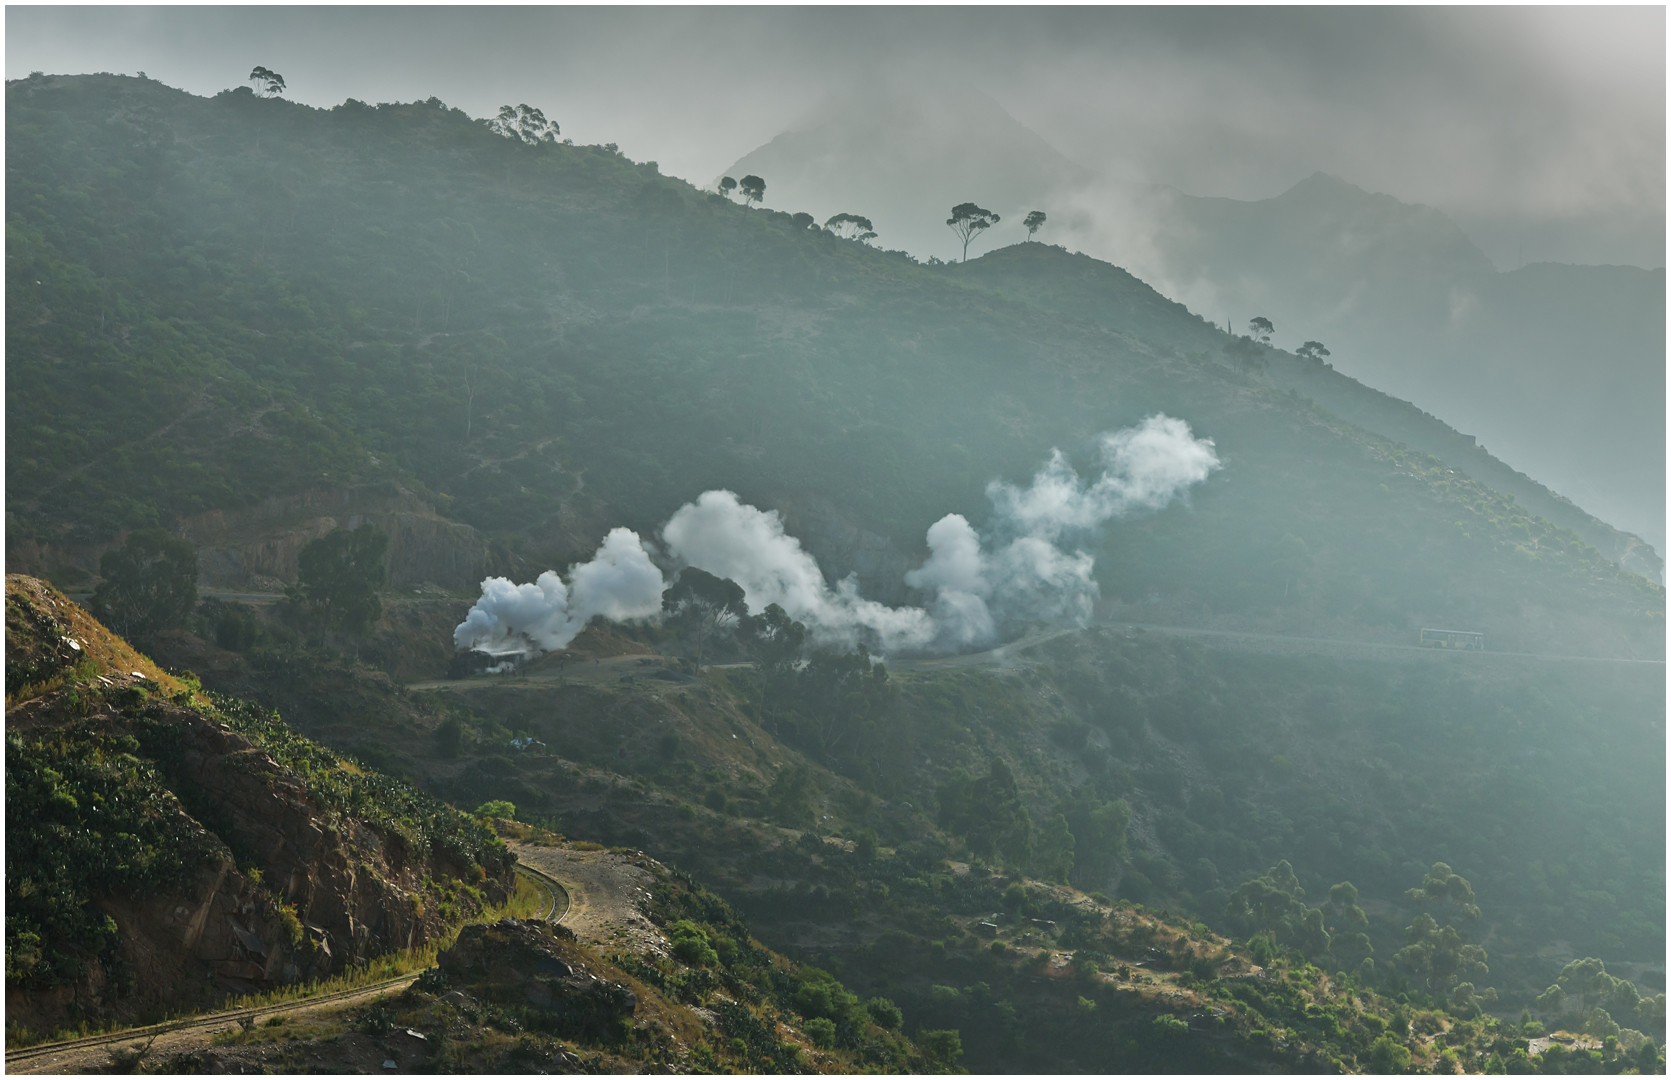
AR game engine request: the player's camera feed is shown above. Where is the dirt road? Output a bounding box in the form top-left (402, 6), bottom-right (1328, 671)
top-left (5, 867), bottom-right (569, 1074)
top-left (508, 842), bottom-right (672, 961)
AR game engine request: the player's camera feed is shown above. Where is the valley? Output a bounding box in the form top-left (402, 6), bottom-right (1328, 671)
top-left (4, 70), bottom-right (1664, 1074)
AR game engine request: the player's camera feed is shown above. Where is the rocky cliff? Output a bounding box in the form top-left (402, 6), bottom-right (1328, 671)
top-left (4, 575), bottom-right (515, 1036)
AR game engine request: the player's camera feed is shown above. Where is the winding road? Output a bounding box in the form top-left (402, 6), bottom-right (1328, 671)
top-left (4, 865), bottom-right (569, 1072)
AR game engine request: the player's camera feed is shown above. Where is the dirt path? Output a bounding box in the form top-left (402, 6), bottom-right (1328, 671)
top-left (5, 974), bottom-right (421, 1074)
top-left (508, 842), bottom-right (671, 960)
top-left (6, 868), bottom-right (568, 1073)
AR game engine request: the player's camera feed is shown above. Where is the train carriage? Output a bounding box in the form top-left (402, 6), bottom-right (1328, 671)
top-left (1419, 628), bottom-right (1484, 650)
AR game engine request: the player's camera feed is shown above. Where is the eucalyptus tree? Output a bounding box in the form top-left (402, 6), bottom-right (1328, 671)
top-left (824, 213), bottom-right (877, 243)
top-left (248, 66), bottom-right (286, 97)
top-left (947, 202), bottom-right (1000, 261)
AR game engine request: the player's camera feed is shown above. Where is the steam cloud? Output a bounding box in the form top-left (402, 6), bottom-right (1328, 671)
top-left (454, 414), bottom-right (1218, 658)
top-left (452, 527), bottom-right (664, 654)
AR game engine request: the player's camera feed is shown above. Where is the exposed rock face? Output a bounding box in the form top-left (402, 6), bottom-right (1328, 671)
top-left (4, 575), bottom-right (516, 1033)
top-left (438, 919), bottom-right (637, 1036)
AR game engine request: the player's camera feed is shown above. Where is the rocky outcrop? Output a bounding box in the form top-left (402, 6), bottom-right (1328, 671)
top-left (438, 919), bottom-right (637, 1037)
top-left (4, 575), bottom-right (515, 1034)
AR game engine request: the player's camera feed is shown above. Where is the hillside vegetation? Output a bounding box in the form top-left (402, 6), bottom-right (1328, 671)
top-left (5, 73), bottom-right (1666, 1074)
top-left (138, 590), bottom-right (1666, 1072)
top-left (5, 73), bottom-right (1662, 660)
top-left (4, 575), bottom-right (513, 1039)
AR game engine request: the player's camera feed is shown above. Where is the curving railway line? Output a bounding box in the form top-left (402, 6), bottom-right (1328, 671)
top-left (4, 864), bottom-right (569, 1070)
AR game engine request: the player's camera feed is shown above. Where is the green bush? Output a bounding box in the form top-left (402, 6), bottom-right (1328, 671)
top-left (866, 996), bottom-right (904, 1031)
top-left (805, 1016), bottom-right (836, 1049)
top-left (1368, 1034), bottom-right (1413, 1073)
top-left (919, 1029), bottom-right (963, 1070)
top-left (670, 920), bottom-right (719, 967)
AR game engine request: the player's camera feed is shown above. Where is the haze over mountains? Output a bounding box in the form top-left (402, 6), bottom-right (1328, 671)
top-left (723, 89), bottom-right (1665, 558)
top-left (5, 70), bottom-right (1664, 1073)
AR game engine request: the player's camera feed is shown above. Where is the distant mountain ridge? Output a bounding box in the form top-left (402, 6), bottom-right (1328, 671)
top-left (721, 93), bottom-right (1665, 559)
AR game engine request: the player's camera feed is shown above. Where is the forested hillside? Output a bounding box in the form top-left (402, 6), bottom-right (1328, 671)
top-left (5, 72), bottom-right (1662, 658)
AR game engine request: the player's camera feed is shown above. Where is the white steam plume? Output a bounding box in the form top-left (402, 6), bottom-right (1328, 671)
top-left (453, 414), bottom-right (1218, 657)
top-left (452, 527), bottom-right (665, 655)
top-left (660, 490), bottom-right (936, 652)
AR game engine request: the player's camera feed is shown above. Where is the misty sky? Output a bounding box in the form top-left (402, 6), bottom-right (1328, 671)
top-left (6, 6), bottom-right (1664, 269)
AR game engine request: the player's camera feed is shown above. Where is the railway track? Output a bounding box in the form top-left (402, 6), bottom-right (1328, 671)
top-left (5, 864), bottom-right (570, 1068)
top-left (517, 860), bottom-right (571, 924)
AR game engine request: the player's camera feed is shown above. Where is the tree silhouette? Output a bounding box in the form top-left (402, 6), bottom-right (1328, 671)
top-left (1296, 340), bottom-right (1331, 365)
top-left (946, 202), bottom-right (1000, 262)
top-left (248, 66), bottom-right (286, 97)
top-left (1248, 316), bottom-right (1274, 344)
top-left (1023, 210), bottom-right (1047, 238)
top-left (790, 212), bottom-right (816, 229)
top-left (485, 104), bottom-right (559, 145)
top-left (738, 175), bottom-right (766, 208)
top-left (718, 176), bottom-right (738, 201)
top-left (823, 213), bottom-right (877, 243)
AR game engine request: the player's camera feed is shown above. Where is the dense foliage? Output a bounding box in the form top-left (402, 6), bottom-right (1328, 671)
top-left (5, 727), bottom-right (223, 987)
top-left (613, 870), bottom-right (927, 1073)
top-left (88, 528), bottom-right (198, 641)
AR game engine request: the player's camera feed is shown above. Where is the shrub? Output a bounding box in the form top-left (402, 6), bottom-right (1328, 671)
top-left (866, 996), bottom-right (903, 1031)
top-left (436, 718), bottom-right (464, 758)
top-left (1368, 1034), bottom-right (1412, 1073)
top-left (805, 1017), bottom-right (836, 1049)
top-left (473, 799), bottom-right (516, 821)
top-left (670, 920), bottom-right (719, 967)
top-left (919, 1029), bottom-right (963, 1069)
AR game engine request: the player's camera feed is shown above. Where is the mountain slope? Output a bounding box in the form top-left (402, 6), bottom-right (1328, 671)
top-left (1143, 176), bottom-right (1666, 555)
top-left (947, 241), bottom-right (1664, 582)
top-left (4, 574), bottom-right (514, 1038)
top-left (719, 87), bottom-right (1665, 556)
top-left (141, 592), bottom-right (1666, 1072)
top-left (6, 74), bottom-right (1661, 664)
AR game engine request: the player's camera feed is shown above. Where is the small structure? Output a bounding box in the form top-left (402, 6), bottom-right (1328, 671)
top-left (1419, 628), bottom-right (1484, 650)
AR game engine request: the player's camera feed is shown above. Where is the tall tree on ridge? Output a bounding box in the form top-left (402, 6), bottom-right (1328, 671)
top-left (947, 202), bottom-right (1000, 261)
